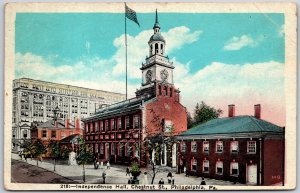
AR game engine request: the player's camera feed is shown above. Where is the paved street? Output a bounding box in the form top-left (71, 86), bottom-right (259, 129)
top-left (11, 153), bottom-right (243, 185)
top-left (11, 159), bottom-right (77, 183)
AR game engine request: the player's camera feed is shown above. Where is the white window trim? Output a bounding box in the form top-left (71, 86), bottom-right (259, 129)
top-left (203, 141), bottom-right (209, 153)
top-left (230, 141), bottom-right (239, 153)
top-left (203, 160), bottom-right (209, 173)
top-left (216, 141), bottom-right (223, 153)
top-left (247, 141), bottom-right (256, 154)
top-left (230, 162), bottom-right (239, 176)
top-left (191, 159), bottom-right (197, 171)
top-left (191, 141), bottom-right (197, 152)
top-left (216, 161), bottom-right (223, 175)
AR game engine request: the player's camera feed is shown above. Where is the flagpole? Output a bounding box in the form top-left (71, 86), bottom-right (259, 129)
top-left (124, 2), bottom-right (128, 100)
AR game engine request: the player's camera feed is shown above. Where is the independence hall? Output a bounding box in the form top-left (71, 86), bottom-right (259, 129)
top-left (82, 11), bottom-right (187, 166)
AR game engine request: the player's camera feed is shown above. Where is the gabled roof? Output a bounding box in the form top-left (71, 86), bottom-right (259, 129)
top-left (38, 119), bottom-right (75, 129)
top-left (60, 134), bottom-right (81, 144)
top-left (179, 116), bottom-right (283, 136)
top-left (83, 95), bottom-right (155, 122)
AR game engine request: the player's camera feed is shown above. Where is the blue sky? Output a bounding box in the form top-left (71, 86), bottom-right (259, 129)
top-left (15, 12), bottom-right (285, 126)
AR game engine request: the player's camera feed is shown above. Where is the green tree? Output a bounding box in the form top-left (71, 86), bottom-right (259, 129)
top-left (76, 138), bottom-right (93, 182)
top-left (187, 112), bottom-right (194, 129)
top-left (48, 140), bottom-right (61, 171)
top-left (193, 101), bottom-right (223, 126)
top-left (32, 139), bottom-right (47, 166)
top-left (20, 139), bottom-right (35, 162)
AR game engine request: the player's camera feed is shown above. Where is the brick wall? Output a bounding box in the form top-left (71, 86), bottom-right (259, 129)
top-left (263, 138), bottom-right (284, 185)
top-left (145, 84), bottom-right (187, 136)
top-left (181, 138), bottom-right (261, 184)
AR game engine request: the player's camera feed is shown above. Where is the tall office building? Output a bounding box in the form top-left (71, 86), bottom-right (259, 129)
top-left (12, 77), bottom-right (125, 151)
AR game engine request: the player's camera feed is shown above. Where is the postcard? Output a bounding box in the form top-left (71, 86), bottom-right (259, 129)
top-left (4, 2), bottom-right (297, 191)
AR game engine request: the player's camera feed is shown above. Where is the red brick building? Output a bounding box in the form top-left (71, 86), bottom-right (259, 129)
top-left (176, 104), bottom-right (284, 185)
top-left (31, 118), bottom-right (82, 142)
top-left (82, 11), bottom-right (187, 166)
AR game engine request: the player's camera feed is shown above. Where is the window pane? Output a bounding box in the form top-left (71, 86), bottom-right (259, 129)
top-left (191, 141), bottom-right (197, 152)
top-left (247, 141), bottom-right (256, 153)
top-left (231, 141), bottom-right (238, 152)
top-left (203, 141), bottom-right (209, 152)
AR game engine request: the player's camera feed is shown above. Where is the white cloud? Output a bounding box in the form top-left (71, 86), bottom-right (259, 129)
top-left (175, 60), bottom-right (285, 126)
top-left (223, 35), bottom-right (255, 51)
top-left (112, 26), bottom-right (202, 79)
top-left (14, 26), bottom-right (201, 97)
top-left (15, 52), bottom-right (139, 96)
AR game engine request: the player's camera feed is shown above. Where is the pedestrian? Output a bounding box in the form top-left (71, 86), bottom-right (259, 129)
top-left (167, 172), bottom-right (172, 184)
top-left (184, 166), bottom-right (189, 177)
top-left (200, 177), bottom-right (206, 185)
top-left (143, 172), bottom-right (148, 184)
top-left (102, 171), bottom-right (106, 184)
top-left (100, 161), bottom-right (104, 169)
top-left (126, 167), bottom-right (130, 176)
top-left (128, 177), bottom-right (132, 184)
top-left (96, 160), bottom-right (100, 169)
top-left (94, 159), bottom-right (99, 169)
top-left (106, 161), bottom-right (110, 169)
top-left (19, 151), bottom-right (22, 160)
top-left (158, 178), bottom-right (164, 184)
top-left (172, 178), bottom-right (175, 185)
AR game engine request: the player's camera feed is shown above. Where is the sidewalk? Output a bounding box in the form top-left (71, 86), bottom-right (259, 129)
top-left (11, 153), bottom-right (243, 185)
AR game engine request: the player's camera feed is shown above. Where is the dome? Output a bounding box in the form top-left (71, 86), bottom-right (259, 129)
top-left (148, 33), bottom-right (165, 43)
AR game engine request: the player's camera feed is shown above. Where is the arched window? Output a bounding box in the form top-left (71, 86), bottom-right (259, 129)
top-left (150, 44), bottom-right (153, 54)
top-left (161, 44), bottom-right (164, 54)
top-left (155, 43), bottom-right (158, 53)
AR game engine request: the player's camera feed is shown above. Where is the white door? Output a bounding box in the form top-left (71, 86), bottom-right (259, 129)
top-left (172, 143), bottom-right (177, 168)
top-left (247, 164), bottom-right (257, 185)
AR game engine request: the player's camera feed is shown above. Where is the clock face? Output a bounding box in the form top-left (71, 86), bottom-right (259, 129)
top-left (160, 69), bottom-right (169, 82)
top-left (146, 70), bottom-right (152, 83)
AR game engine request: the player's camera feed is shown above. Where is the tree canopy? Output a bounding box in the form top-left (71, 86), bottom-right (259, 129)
top-left (189, 101), bottom-right (223, 128)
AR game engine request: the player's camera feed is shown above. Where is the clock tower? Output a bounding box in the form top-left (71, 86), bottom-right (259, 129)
top-left (137, 10), bottom-right (175, 98)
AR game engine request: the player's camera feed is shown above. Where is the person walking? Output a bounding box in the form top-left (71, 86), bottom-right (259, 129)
top-left (102, 171), bottom-right (106, 184)
top-left (106, 161), bottom-right (110, 169)
top-left (167, 172), bottom-right (172, 184)
top-left (158, 178), bottom-right (164, 184)
top-left (200, 177), bottom-right (206, 185)
top-left (126, 167), bottom-right (130, 176)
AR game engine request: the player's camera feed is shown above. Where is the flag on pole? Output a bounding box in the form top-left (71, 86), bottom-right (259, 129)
top-left (125, 4), bottom-right (140, 27)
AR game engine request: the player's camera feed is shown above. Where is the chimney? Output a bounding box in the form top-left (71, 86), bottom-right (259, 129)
top-left (254, 104), bottom-right (261, 119)
top-left (65, 118), bottom-right (70, 129)
top-left (75, 117), bottom-right (81, 129)
top-left (228, 104), bottom-right (235, 118)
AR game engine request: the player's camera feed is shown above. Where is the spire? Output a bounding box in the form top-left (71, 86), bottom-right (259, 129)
top-left (155, 9), bottom-right (159, 24)
top-left (153, 9), bottom-right (160, 31)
